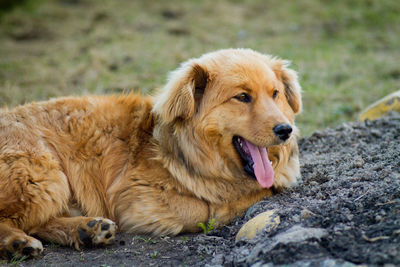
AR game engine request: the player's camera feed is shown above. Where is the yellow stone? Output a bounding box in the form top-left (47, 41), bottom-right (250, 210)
top-left (235, 209), bottom-right (280, 242)
top-left (360, 90), bottom-right (400, 121)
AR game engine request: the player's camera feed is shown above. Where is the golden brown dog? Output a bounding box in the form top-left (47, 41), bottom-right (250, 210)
top-left (0, 49), bottom-right (301, 259)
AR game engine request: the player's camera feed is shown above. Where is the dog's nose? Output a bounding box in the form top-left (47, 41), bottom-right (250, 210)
top-left (273, 123), bottom-right (292, 141)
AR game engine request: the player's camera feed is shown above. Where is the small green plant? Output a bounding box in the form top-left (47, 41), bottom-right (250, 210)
top-left (10, 255), bottom-right (28, 265)
top-left (197, 218), bottom-right (216, 235)
top-left (150, 250), bottom-right (158, 258)
top-left (78, 253), bottom-right (85, 262)
top-left (136, 236), bottom-right (157, 244)
top-left (180, 236), bottom-right (188, 242)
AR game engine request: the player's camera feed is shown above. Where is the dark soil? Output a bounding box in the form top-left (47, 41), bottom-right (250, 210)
top-left (5, 113), bottom-right (400, 267)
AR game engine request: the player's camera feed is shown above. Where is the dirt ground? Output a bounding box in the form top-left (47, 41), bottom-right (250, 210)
top-left (2, 112), bottom-right (398, 266)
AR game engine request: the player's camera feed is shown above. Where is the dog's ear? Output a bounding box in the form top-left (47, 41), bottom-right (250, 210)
top-left (271, 60), bottom-right (302, 114)
top-left (153, 62), bottom-right (208, 124)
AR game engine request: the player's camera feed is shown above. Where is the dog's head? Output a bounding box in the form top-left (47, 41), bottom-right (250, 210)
top-left (153, 49), bottom-right (301, 196)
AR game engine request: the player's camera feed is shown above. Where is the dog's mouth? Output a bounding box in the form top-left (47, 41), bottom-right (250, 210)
top-left (232, 136), bottom-right (274, 188)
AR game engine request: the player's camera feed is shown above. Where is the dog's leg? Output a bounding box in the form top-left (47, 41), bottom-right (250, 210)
top-left (0, 152), bottom-right (70, 259)
top-left (0, 223), bottom-right (43, 259)
top-left (29, 216), bottom-right (117, 250)
top-left (208, 189), bottom-right (272, 228)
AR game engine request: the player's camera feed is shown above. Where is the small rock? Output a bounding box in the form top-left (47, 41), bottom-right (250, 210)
top-left (235, 210), bottom-right (280, 242)
top-left (289, 258), bottom-right (358, 267)
top-left (370, 129), bottom-right (382, 137)
top-left (300, 208), bottom-right (315, 220)
top-left (246, 225), bottom-right (329, 263)
top-left (210, 254), bottom-right (224, 265)
top-left (360, 90), bottom-right (400, 121)
top-left (274, 225), bottom-right (328, 244)
top-left (251, 262), bottom-right (273, 267)
top-left (352, 156), bottom-right (365, 168)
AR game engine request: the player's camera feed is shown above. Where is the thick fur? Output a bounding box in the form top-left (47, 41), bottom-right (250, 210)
top-left (0, 49), bottom-right (302, 258)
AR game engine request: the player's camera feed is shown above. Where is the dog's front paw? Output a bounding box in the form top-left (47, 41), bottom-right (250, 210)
top-left (76, 218), bottom-right (117, 249)
top-left (1, 235), bottom-right (43, 259)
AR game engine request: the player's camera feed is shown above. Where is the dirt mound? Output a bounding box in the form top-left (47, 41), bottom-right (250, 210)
top-left (14, 113), bottom-right (400, 267)
top-left (216, 112), bottom-right (400, 266)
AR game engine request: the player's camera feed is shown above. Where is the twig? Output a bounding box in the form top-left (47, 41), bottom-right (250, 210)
top-left (362, 234), bottom-right (390, 242)
top-left (376, 200), bottom-right (398, 206)
top-left (354, 188), bottom-right (371, 201)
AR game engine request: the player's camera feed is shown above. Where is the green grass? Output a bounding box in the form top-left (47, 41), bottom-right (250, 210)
top-left (197, 218), bottom-right (216, 235)
top-left (150, 250), bottom-right (159, 258)
top-left (0, 0), bottom-right (399, 135)
top-left (9, 255), bottom-right (28, 265)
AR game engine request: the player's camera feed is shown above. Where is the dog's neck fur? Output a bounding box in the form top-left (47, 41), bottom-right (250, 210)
top-left (151, 116), bottom-right (262, 204)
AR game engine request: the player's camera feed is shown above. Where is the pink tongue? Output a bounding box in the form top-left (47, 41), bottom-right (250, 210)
top-left (243, 140), bottom-right (274, 188)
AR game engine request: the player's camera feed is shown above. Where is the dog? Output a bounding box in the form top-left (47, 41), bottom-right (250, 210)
top-left (0, 48), bottom-right (301, 259)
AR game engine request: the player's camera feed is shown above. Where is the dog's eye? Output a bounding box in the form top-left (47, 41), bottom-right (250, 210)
top-left (234, 93), bottom-right (252, 103)
top-left (272, 90), bottom-right (279, 99)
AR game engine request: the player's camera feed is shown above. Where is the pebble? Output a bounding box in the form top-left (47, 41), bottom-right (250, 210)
top-left (352, 156), bottom-right (365, 168)
top-left (210, 254), bottom-right (224, 265)
top-left (273, 225), bottom-right (328, 245)
top-left (286, 258), bottom-right (359, 267)
top-left (300, 208), bottom-right (315, 220)
top-left (235, 210), bottom-right (280, 241)
top-left (246, 225), bottom-right (329, 263)
top-left (375, 215), bottom-right (383, 222)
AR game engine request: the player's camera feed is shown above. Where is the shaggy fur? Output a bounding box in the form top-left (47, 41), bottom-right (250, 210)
top-left (0, 49), bottom-right (302, 259)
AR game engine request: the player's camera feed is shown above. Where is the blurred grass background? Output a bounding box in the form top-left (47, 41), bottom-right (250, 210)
top-left (0, 0), bottom-right (399, 135)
